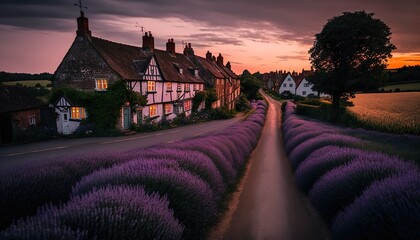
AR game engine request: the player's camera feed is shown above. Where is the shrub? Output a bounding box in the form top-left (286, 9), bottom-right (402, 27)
top-left (295, 146), bottom-right (368, 193)
top-left (1, 186), bottom-right (184, 240)
top-left (288, 133), bottom-right (363, 171)
top-left (0, 152), bottom-right (133, 229)
top-left (331, 173), bottom-right (420, 240)
top-left (309, 155), bottom-right (417, 222)
top-left (72, 158), bottom-right (216, 238)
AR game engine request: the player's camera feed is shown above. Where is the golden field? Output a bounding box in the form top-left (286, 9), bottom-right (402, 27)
top-left (349, 92), bottom-right (420, 134)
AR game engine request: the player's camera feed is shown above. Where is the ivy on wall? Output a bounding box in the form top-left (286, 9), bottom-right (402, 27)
top-left (50, 81), bottom-right (147, 130)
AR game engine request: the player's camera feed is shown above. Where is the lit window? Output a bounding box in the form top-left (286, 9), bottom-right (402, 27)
top-left (71, 107), bottom-right (86, 120)
top-left (96, 79), bottom-right (108, 91)
top-left (149, 105), bottom-right (157, 117)
top-left (166, 82), bottom-right (172, 91)
top-left (184, 100), bottom-right (191, 111)
top-left (148, 81), bottom-right (156, 92)
top-left (29, 116), bottom-right (36, 125)
top-left (177, 83), bottom-right (182, 92)
top-left (185, 83), bottom-right (190, 92)
top-left (164, 104), bottom-right (172, 114)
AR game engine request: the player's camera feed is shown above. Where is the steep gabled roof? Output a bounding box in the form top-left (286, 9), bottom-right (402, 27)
top-left (91, 37), bottom-right (152, 80)
top-left (154, 49), bottom-right (205, 83)
top-left (196, 57), bottom-right (225, 79)
top-left (0, 86), bottom-right (46, 113)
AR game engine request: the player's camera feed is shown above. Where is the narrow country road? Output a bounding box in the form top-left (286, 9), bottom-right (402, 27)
top-left (221, 92), bottom-right (326, 240)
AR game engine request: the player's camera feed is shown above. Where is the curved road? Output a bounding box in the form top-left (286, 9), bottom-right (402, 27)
top-left (221, 92), bottom-right (326, 240)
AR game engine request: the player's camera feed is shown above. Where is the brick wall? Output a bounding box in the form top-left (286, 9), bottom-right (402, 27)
top-left (12, 109), bottom-right (41, 129)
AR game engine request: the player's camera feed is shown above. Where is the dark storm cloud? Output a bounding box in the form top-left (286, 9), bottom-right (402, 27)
top-left (1, 0), bottom-right (419, 52)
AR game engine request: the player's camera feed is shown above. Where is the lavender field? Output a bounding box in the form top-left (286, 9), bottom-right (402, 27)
top-left (0, 101), bottom-right (268, 239)
top-left (283, 102), bottom-right (420, 239)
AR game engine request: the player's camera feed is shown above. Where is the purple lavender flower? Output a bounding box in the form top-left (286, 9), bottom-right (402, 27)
top-left (309, 154), bottom-right (417, 222)
top-left (1, 185), bottom-right (184, 240)
top-left (331, 172), bottom-right (420, 240)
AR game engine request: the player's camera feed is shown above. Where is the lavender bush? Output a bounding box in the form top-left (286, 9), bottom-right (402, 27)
top-left (295, 146), bottom-right (368, 193)
top-left (288, 133), bottom-right (363, 171)
top-left (331, 173), bottom-right (420, 240)
top-left (1, 185), bottom-right (184, 240)
top-left (309, 154), bottom-right (417, 222)
top-left (0, 152), bottom-right (133, 229)
top-left (72, 158), bottom-right (217, 238)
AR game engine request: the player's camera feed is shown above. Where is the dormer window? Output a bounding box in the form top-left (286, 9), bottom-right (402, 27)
top-left (194, 69), bottom-right (199, 77)
top-left (179, 68), bottom-right (183, 74)
top-left (96, 79), bottom-right (108, 91)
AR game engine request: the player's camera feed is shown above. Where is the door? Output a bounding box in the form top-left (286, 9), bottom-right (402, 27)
top-left (62, 111), bottom-right (70, 135)
top-left (123, 107), bottom-right (131, 130)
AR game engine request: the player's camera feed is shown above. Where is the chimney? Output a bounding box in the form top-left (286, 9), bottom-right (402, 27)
top-left (217, 53), bottom-right (224, 66)
top-left (142, 31), bottom-right (155, 51)
top-left (206, 51), bottom-right (212, 61)
top-left (226, 61), bottom-right (232, 70)
top-left (183, 42), bottom-right (195, 57)
top-left (166, 38), bottom-right (175, 54)
top-left (76, 11), bottom-right (91, 38)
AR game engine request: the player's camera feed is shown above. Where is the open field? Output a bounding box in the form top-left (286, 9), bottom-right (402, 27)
top-left (382, 82), bottom-right (420, 91)
top-left (349, 92), bottom-right (420, 134)
top-left (2, 80), bottom-right (51, 88)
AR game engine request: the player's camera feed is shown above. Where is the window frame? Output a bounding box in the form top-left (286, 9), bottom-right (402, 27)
top-left (164, 103), bottom-right (172, 114)
top-left (29, 116), bottom-right (36, 125)
top-left (166, 82), bottom-right (172, 91)
top-left (95, 79), bottom-right (108, 91)
top-left (185, 83), bottom-right (190, 92)
top-left (147, 81), bottom-right (156, 92)
top-left (71, 107), bottom-right (86, 120)
top-left (149, 105), bottom-right (157, 117)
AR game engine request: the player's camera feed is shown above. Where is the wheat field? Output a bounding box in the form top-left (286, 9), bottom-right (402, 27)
top-left (349, 92), bottom-right (420, 134)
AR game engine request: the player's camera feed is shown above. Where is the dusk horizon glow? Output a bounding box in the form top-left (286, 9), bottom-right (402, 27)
top-left (1, 0), bottom-right (419, 75)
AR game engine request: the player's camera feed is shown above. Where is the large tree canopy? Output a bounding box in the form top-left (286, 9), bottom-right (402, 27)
top-left (308, 11), bottom-right (395, 109)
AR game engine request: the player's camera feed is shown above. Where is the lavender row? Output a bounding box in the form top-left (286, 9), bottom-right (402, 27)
top-left (0, 152), bottom-right (136, 229)
top-left (282, 101), bottom-right (420, 239)
top-left (1, 100), bottom-right (268, 239)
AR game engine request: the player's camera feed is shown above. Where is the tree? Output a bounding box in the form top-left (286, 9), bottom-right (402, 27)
top-left (308, 11), bottom-right (395, 109)
top-left (240, 70), bottom-right (261, 100)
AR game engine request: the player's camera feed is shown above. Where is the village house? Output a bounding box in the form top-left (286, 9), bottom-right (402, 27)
top-left (53, 11), bottom-right (239, 134)
top-left (0, 86), bottom-right (49, 144)
top-left (277, 68), bottom-right (326, 97)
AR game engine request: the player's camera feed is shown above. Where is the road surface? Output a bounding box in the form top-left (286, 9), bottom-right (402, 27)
top-left (220, 92), bottom-right (327, 240)
top-left (0, 116), bottom-right (242, 168)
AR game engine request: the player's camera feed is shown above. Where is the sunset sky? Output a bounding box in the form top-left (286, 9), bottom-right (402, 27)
top-left (1, 0), bottom-right (419, 75)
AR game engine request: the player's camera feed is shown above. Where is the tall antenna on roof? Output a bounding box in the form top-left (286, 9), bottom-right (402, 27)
top-left (74, 0), bottom-right (87, 16)
top-left (135, 22), bottom-right (144, 33)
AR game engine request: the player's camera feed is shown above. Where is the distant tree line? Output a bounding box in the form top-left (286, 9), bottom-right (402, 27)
top-left (387, 65), bottom-right (420, 84)
top-left (0, 71), bottom-right (52, 82)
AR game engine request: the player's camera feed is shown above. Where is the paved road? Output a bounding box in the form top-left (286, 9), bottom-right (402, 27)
top-left (0, 116), bottom-right (242, 168)
top-left (222, 92), bottom-right (326, 240)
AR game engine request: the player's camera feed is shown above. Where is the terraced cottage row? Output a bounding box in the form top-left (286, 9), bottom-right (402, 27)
top-left (282, 102), bottom-right (420, 240)
top-left (0, 100), bottom-right (268, 240)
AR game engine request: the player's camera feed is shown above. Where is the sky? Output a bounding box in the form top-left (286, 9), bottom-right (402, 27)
top-left (0, 0), bottom-right (419, 75)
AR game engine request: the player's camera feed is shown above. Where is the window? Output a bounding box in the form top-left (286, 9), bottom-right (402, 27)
top-left (193, 84), bottom-right (197, 91)
top-left (149, 105), bottom-right (157, 117)
top-left (194, 69), bottom-right (199, 77)
top-left (177, 83), bottom-right (182, 92)
top-left (283, 83), bottom-right (286, 87)
top-left (71, 107), bottom-right (86, 120)
top-left (289, 84), bottom-right (293, 87)
top-left (184, 100), bottom-right (191, 111)
top-left (147, 81), bottom-right (156, 92)
top-left (96, 79), bottom-right (108, 91)
top-left (185, 83), bottom-right (190, 92)
top-left (179, 68), bottom-right (183, 74)
top-left (304, 83), bottom-right (310, 87)
top-left (164, 104), bottom-right (172, 114)
top-left (303, 91), bottom-right (307, 95)
top-left (29, 116), bottom-right (36, 125)
top-left (166, 82), bottom-right (172, 91)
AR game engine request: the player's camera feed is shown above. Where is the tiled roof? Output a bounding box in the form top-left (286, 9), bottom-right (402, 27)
top-left (0, 86), bottom-right (46, 113)
top-left (91, 37), bottom-right (152, 80)
top-left (196, 57), bottom-right (225, 79)
top-left (154, 50), bottom-right (205, 83)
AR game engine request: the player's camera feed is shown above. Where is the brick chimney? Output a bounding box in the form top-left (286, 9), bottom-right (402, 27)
top-left (183, 43), bottom-right (195, 57)
top-left (142, 31), bottom-right (154, 51)
top-left (166, 38), bottom-right (175, 54)
top-left (76, 11), bottom-right (91, 38)
top-left (217, 53), bottom-right (224, 66)
top-left (206, 51), bottom-right (212, 61)
top-left (226, 61), bottom-right (231, 70)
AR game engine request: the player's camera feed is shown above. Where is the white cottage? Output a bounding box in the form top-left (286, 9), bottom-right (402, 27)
top-left (278, 73), bottom-right (296, 95)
